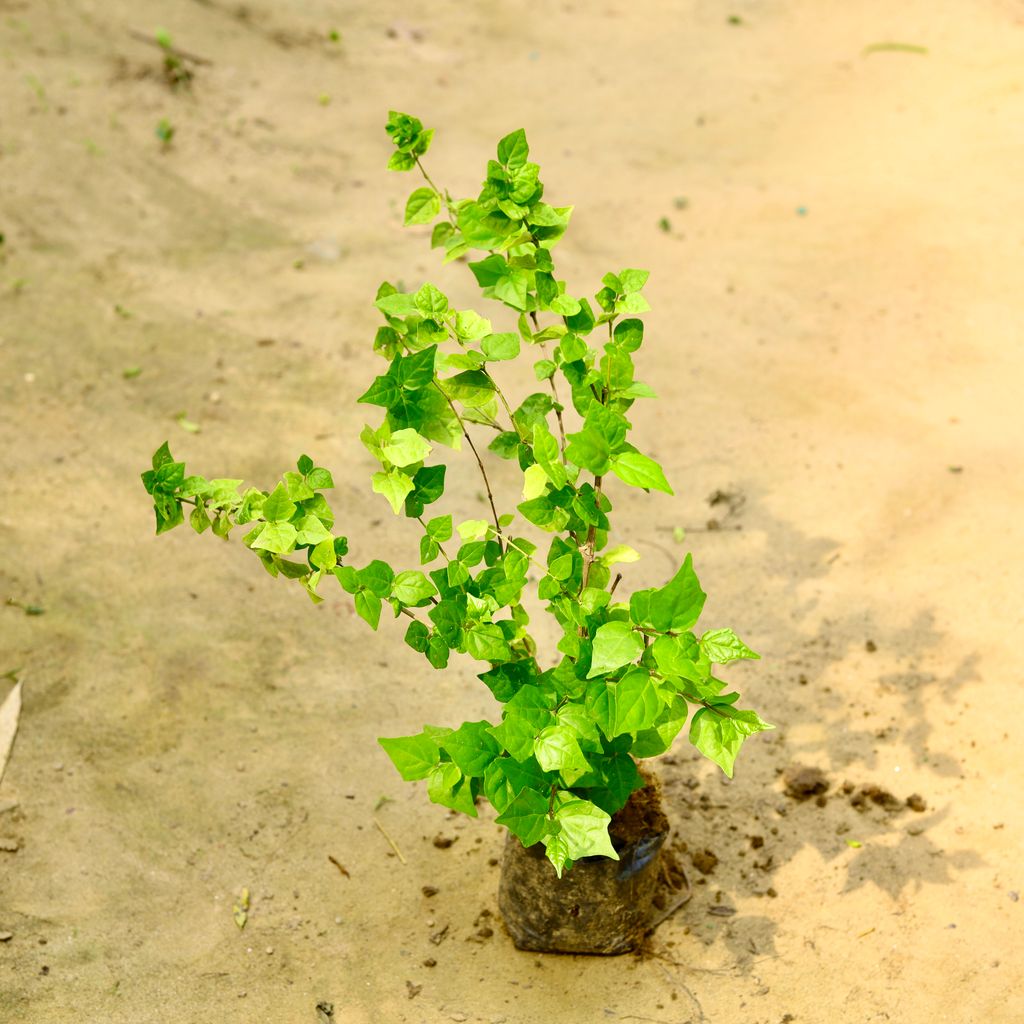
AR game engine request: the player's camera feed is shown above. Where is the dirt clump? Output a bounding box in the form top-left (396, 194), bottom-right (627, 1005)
top-left (907, 794), bottom-right (927, 812)
top-left (691, 849), bottom-right (719, 875)
top-left (783, 764), bottom-right (830, 800)
top-left (850, 785), bottom-right (903, 812)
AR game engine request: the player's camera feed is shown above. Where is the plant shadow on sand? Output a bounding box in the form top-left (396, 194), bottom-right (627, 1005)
top-left (637, 482), bottom-right (984, 978)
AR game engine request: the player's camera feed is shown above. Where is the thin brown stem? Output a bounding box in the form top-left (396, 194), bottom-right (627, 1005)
top-left (609, 572), bottom-right (623, 599)
top-left (579, 475), bottom-right (604, 592)
top-left (530, 311), bottom-right (567, 453)
top-left (432, 380), bottom-right (504, 549)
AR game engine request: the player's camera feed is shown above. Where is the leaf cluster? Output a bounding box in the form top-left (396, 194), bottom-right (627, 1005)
top-left (143, 114), bottom-right (771, 875)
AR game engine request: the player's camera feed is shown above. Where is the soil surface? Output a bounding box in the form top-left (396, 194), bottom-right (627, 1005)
top-left (2, 2), bottom-right (1023, 1022)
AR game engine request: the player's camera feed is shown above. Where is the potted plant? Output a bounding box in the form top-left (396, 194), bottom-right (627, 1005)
top-left (141, 112), bottom-right (771, 954)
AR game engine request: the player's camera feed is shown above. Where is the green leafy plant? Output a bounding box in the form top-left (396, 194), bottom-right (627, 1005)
top-left (142, 113), bottom-right (771, 875)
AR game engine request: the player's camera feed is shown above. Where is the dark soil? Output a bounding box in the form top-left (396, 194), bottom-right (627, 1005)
top-left (609, 774), bottom-right (670, 848)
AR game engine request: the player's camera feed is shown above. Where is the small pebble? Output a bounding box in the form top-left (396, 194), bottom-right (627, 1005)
top-left (1009, 892), bottom-right (1019, 903)
top-left (265, 946), bottom-right (274, 955)
top-left (0, 932), bottom-right (12, 942)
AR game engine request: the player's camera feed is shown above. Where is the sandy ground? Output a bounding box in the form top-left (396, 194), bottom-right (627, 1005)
top-left (2, 1), bottom-right (1023, 1021)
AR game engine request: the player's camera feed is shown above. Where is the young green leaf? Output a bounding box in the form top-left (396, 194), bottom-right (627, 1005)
top-left (354, 589), bottom-right (382, 629)
top-left (495, 788), bottom-right (551, 848)
top-left (392, 570), bottom-right (436, 606)
top-left (689, 704), bottom-right (773, 777)
top-left (380, 429), bottom-right (433, 468)
top-left (533, 725), bottom-right (590, 785)
top-left (553, 796), bottom-right (617, 861)
top-left (441, 720), bottom-right (501, 777)
top-left (701, 628), bottom-right (760, 663)
top-left (405, 187), bottom-right (441, 225)
top-left (372, 469), bottom-right (415, 514)
top-left (610, 452), bottom-right (673, 495)
top-left (585, 668), bottom-right (664, 737)
top-left (587, 621), bottom-right (643, 678)
top-left (379, 731), bottom-right (441, 781)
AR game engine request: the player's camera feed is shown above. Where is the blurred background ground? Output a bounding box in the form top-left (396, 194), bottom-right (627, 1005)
top-left (1, 1), bottom-right (1022, 1021)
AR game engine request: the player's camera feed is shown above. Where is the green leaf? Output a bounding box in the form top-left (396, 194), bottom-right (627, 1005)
top-left (542, 830), bottom-right (572, 877)
top-left (496, 128), bottom-right (529, 169)
top-left (262, 483), bottom-right (296, 523)
top-left (613, 318), bottom-right (644, 352)
top-left (283, 471), bottom-right (315, 502)
top-left (387, 150), bottom-right (416, 171)
top-left (372, 469), bottom-right (414, 514)
top-left (431, 221), bottom-right (456, 249)
top-left (426, 762), bottom-right (477, 816)
top-left (379, 731), bottom-right (440, 780)
top-left (689, 704), bottom-right (773, 777)
top-left (310, 539), bottom-right (337, 571)
top-left (442, 721), bottom-right (501, 777)
top-left (495, 788), bottom-right (551, 848)
top-left (189, 504), bottom-right (211, 534)
top-left (587, 621), bottom-right (643, 678)
top-left (426, 514), bottom-right (453, 542)
top-left (632, 695), bottom-right (690, 758)
top-left (533, 726), bottom-right (590, 785)
top-left (651, 634), bottom-right (706, 684)
top-left (532, 422), bottom-right (568, 489)
top-left (405, 464), bottom-right (446, 517)
top-left (375, 291), bottom-right (419, 317)
top-left (250, 521), bottom-right (297, 554)
top-left (554, 797), bottom-right (617, 861)
top-left (632, 554), bottom-right (706, 633)
top-left (585, 668), bottom-right (664, 738)
top-left (610, 452), bottom-right (672, 494)
top-left (404, 187), bottom-right (441, 225)
top-left (395, 345), bottom-right (437, 390)
top-left (294, 515), bottom-right (333, 545)
top-left (414, 282), bottom-right (448, 317)
top-left (404, 620), bottom-right (430, 653)
top-left (618, 268), bottom-right (649, 294)
top-left (357, 373), bottom-right (401, 408)
top-left (454, 309), bottom-right (491, 341)
top-left (465, 623), bottom-right (512, 662)
top-left (354, 589), bottom-right (382, 629)
top-left (306, 467), bottom-right (334, 489)
top-left (392, 570), bottom-right (436, 606)
top-left (381, 428), bottom-right (433, 468)
top-left (357, 560), bottom-right (395, 597)
top-left (481, 332), bottom-right (520, 361)
top-left (565, 427), bottom-right (612, 476)
top-left (701, 628), bottom-right (760, 664)
top-left (521, 464), bottom-right (548, 501)
top-left (489, 431), bottom-right (521, 460)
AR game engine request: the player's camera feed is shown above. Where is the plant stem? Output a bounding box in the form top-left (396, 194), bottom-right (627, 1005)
top-left (414, 157), bottom-right (457, 225)
top-left (579, 474), bottom-right (604, 592)
top-left (530, 311), bottom-right (567, 453)
top-left (432, 380), bottom-right (504, 549)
